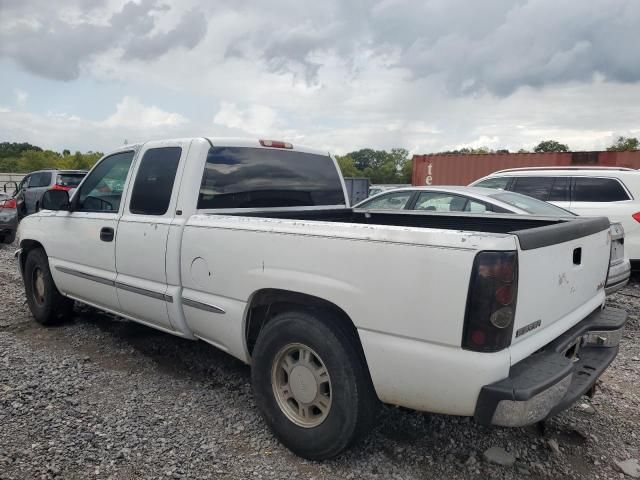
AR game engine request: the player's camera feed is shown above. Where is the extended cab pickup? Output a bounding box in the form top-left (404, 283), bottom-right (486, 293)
top-left (17, 138), bottom-right (627, 459)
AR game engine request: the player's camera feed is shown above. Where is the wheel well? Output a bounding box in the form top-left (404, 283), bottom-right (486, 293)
top-left (19, 239), bottom-right (45, 273)
top-left (245, 289), bottom-right (369, 364)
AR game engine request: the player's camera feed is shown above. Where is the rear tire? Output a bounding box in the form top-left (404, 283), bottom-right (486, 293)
top-left (251, 309), bottom-right (378, 460)
top-left (24, 248), bottom-right (73, 325)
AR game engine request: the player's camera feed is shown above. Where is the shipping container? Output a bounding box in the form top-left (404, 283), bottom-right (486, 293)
top-left (412, 151), bottom-right (640, 186)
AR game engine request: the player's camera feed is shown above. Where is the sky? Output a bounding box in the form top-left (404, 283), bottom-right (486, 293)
top-left (1, 0), bottom-right (639, 155)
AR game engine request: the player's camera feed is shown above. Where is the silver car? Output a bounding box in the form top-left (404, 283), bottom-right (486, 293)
top-left (355, 186), bottom-right (631, 295)
top-left (15, 169), bottom-right (87, 216)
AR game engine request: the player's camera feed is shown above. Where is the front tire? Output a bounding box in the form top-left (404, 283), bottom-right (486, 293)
top-left (24, 248), bottom-right (73, 325)
top-left (251, 309), bottom-right (378, 460)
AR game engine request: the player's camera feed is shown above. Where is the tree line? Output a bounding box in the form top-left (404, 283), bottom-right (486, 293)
top-left (0, 142), bottom-right (103, 173)
top-left (1, 136), bottom-right (638, 185)
top-left (336, 137), bottom-right (639, 183)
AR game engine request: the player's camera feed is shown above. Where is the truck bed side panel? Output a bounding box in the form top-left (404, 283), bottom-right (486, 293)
top-left (179, 215), bottom-right (518, 362)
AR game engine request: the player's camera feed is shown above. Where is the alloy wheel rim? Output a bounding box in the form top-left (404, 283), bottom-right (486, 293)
top-left (271, 343), bottom-right (332, 428)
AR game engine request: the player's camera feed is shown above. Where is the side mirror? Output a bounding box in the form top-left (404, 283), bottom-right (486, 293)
top-left (41, 189), bottom-right (70, 211)
top-left (3, 181), bottom-right (17, 195)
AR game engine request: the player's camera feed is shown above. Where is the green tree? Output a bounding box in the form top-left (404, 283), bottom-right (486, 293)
top-left (533, 140), bottom-right (569, 153)
top-left (335, 155), bottom-right (361, 177)
top-left (607, 136), bottom-right (639, 152)
top-left (336, 148), bottom-right (412, 184)
top-left (0, 142), bottom-right (42, 159)
top-left (437, 147), bottom-right (492, 154)
top-left (0, 142), bottom-right (102, 173)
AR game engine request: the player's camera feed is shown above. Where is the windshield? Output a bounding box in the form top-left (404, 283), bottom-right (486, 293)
top-left (56, 173), bottom-right (86, 187)
top-left (490, 191), bottom-right (576, 216)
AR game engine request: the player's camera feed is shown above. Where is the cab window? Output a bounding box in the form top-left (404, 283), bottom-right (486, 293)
top-left (129, 147), bottom-right (181, 215)
top-left (76, 151), bottom-right (135, 212)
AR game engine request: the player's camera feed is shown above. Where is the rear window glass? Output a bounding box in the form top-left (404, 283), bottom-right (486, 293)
top-left (548, 177), bottom-right (570, 202)
top-left (198, 147), bottom-right (346, 209)
top-left (490, 192), bottom-right (576, 216)
top-left (473, 177), bottom-right (512, 190)
top-left (572, 177), bottom-right (630, 202)
top-left (511, 176), bottom-right (554, 200)
top-left (56, 174), bottom-right (85, 188)
top-left (30, 172), bottom-right (52, 187)
top-left (361, 191), bottom-right (412, 210)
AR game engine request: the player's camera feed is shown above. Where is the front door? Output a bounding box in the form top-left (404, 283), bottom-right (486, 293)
top-left (114, 142), bottom-right (188, 331)
top-left (46, 149), bottom-right (137, 312)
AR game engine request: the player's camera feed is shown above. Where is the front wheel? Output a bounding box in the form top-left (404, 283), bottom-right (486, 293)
top-left (23, 248), bottom-right (73, 325)
top-left (251, 310), bottom-right (378, 460)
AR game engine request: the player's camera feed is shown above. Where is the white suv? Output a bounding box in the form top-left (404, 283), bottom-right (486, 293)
top-left (471, 167), bottom-right (640, 266)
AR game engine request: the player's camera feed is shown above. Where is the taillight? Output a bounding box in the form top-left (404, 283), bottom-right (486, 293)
top-left (259, 139), bottom-right (293, 149)
top-left (52, 184), bottom-right (71, 191)
top-left (0, 198), bottom-right (17, 209)
top-left (633, 212), bottom-right (640, 223)
top-left (462, 251), bottom-right (518, 352)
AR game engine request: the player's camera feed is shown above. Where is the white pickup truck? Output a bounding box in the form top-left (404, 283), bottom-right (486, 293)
top-left (17, 138), bottom-right (627, 459)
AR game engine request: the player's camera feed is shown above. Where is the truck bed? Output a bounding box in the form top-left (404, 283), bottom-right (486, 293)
top-left (230, 208), bottom-right (610, 250)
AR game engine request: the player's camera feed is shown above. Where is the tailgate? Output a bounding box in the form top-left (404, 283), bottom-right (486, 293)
top-left (511, 217), bottom-right (610, 349)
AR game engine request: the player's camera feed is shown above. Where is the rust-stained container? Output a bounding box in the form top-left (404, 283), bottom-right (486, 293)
top-left (412, 151), bottom-right (640, 186)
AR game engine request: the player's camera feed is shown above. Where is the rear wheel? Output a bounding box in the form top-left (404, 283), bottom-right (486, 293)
top-left (24, 248), bottom-right (73, 325)
top-left (251, 309), bottom-right (378, 460)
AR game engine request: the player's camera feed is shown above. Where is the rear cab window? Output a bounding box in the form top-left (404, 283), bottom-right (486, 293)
top-left (198, 147), bottom-right (346, 209)
top-left (572, 177), bottom-right (630, 202)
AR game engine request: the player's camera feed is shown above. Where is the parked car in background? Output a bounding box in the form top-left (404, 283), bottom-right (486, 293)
top-left (15, 170), bottom-right (87, 216)
top-left (0, 194), bottom-right (18, 244)
top-left (368, 184), bottom-right (410, 197)
top-left (355, 186), bottom-right (630, 294)
top-left (470, 167), bottom-right (640, 267)
top-left (16, 137), bottom-right (625, 459)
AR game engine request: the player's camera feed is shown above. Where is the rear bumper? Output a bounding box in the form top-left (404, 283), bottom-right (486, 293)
top-left (606, 259), bottom-right (631, 295)
top-left (475, 307), bottom-right (627, 427)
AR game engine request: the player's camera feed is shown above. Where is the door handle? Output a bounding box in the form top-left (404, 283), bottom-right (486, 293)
top-left (100, 227), bottom-right (114, 242)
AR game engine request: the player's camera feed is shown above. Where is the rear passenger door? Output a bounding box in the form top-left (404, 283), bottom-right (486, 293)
top-left (115, 141), bottom-right (189, 332)
top-left (25, 171), bottom-right (52, 214)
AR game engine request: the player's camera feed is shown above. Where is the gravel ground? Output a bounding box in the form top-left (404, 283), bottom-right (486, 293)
top-left (1, 243), bottom-right (639, 480)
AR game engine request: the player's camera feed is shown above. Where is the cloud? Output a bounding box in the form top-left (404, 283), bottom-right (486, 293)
top-left (14, 88), bottom-right (28, 107)
top-left (0, 0), bottom-right (208, 81)
top-left (213, 102), bottom-right (279, 134)
top-left (123, 8), bottom-right (207, 61)
top-left (2, 0), bottom-right (640, 157)
top-left (222, 0), bottom-right (640, 96)
top-left (0, 96), bottom-right (192, 152)
top-left (103, 96), bottom-right (188, 129)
